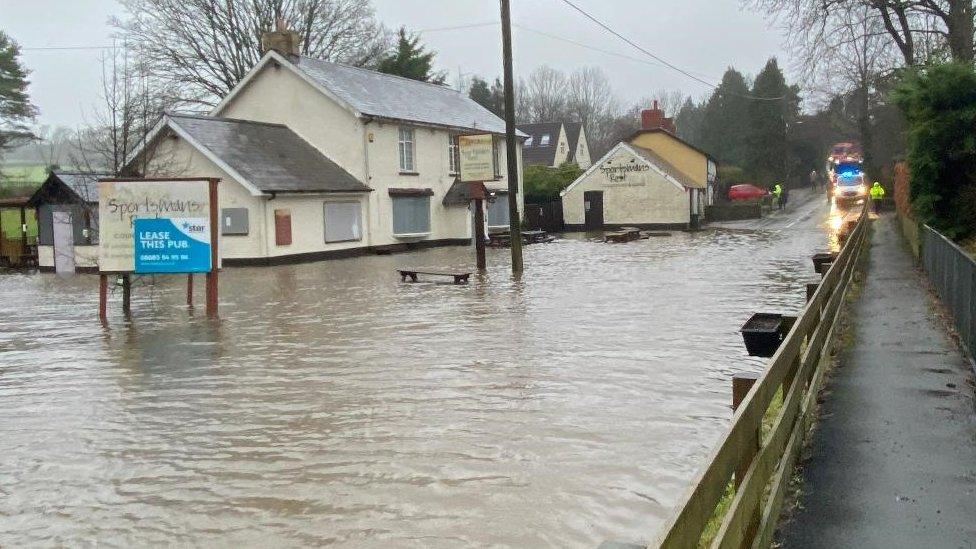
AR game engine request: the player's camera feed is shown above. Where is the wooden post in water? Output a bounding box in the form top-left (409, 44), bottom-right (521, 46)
top-left (473, 198), bottom-right (487, 270)
top-left (98, 274), bottom-right (108, 322)
top-left (205, 178), bottom-right (219, 318)
top-left (121, 274), bottom-right (132, 316)
top-left (500, 0), bottom-right (523, 276)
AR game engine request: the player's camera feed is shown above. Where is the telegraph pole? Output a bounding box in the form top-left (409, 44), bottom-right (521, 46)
top-left (500, 0), bottom-right (524, 275)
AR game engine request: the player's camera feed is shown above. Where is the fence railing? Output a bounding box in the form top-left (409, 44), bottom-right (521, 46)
top-left (921, 225), bottom-right (975, 358)
top-left (651, 204), bottom-right (869, 549)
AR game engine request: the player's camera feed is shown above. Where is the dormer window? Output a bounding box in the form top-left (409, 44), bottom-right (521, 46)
top-left (540, 134), bottom-right (551, 146)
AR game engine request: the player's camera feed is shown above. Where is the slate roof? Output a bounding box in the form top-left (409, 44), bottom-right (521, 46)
top-left (55, 171), bottom-right (105, 202)
top-left (27, 171), bottom-right (108, 206)
top-left (630, 145), bottom-right (703, 189)
top-left (292, 56), bottom-right (518, 135)
top-left (169, 114), bottom-right (370, 194)
top-left (563, 122), bottom-right (583, 163)
top-left (518, 122), bottom-right (563, 167)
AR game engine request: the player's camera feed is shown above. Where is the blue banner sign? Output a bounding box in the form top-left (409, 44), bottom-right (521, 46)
top-left (134, 217), bottom-right (212, 273)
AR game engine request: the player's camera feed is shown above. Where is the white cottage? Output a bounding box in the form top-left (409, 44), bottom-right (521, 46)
top-left (130, 43), bottom-right (523, 265)
top-left (518, 122), bottom-right (592, 169)
top-left (560, 142), bottom-right (704, 230)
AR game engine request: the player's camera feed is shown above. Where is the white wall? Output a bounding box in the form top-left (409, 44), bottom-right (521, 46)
top-left (263, 193), bottom-right (369, 258)
top-left (147, 135), bottom-right (269, 261)
top-left (563, 147), bottom-right (690, 226)
top-left (215, 63), bottom-right (367, 181)
top-left (37, 244), bottom-right (97, 271)
top-left (576, 127), bottom-right (593, 169)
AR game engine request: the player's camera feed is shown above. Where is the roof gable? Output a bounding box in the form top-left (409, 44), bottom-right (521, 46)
top-left (213, 51), bottom-right (515, 135)
top-left (160, 114), bottom-right (371, 196)
top-left (27, 171), bottom-right (108, 206)
top-left (560, 142), bottom-right (696, 197)
top-left (627, 128), bottom-right (715, 162)
top-left (518, 122), bottom-right (565, 166)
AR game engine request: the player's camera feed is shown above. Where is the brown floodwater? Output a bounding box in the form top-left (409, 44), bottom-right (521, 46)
top-left (0, 195), bottom-right (837, 547)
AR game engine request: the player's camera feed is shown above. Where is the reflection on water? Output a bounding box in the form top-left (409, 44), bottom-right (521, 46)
top-left (0, 202), bottom-right (832, 547)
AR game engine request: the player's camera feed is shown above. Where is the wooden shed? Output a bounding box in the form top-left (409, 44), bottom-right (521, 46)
top-left (27, 170), bottom-right (108, 273)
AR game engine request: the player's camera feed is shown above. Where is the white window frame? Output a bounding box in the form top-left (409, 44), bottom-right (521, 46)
top-left (524, 136), bottom-right (534, 147)
top-left (448, 134), bottom-right (459, 175)
top-left (398, 126), bottom-right (416, 172)
top-left (540, 134), bottom-right (551, 146)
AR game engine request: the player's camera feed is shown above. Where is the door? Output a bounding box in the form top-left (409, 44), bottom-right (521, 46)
top-left (52, 210), bottom-right (75, 273)
top-left (583, 191), bottom-right (604, 230)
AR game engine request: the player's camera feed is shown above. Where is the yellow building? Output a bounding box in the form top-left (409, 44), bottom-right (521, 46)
top-left (560, 103), bottom-right (717, 230)
top-left (627, 103), bottom-right (717, 212)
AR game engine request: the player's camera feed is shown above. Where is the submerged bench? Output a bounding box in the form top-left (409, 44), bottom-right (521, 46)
top-left (397, 269), bottom-right (471, 285)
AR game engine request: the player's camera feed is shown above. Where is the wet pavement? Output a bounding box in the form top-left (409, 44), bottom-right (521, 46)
top-left (1, 192), bottom-right (836, 547)
top-left (780, 213), bottom-right (976, 548)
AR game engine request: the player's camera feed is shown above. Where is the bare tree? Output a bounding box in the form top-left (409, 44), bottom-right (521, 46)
top-left (566, 67), bottom-right (620, 149)
top-left (113, 0), bottom-right (391, 107)
top-left (70, 45), bottom-right (177, 176)
top-left (634, 89), bottom-right (686, 117)
top-left (520, 65), bottom-right (569, 123)
top-left (751, 0), bottom-right (973, 65)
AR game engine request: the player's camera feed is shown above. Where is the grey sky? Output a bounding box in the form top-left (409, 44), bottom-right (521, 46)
top-left (0, 0), bottom-right (788, 130)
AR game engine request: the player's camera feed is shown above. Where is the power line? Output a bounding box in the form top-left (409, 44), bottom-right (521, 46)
top-left (21, 45), bottom-right (115, 51)
top-left (416, 21), bottom-right (500, 33)
top-left (413, 19), bottom-right (718, 82)
top-left (556, 0), bottom-right (785, 101)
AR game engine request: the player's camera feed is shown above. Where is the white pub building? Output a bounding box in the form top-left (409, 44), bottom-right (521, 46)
top-left (128, 28), bottom-right (524, 265)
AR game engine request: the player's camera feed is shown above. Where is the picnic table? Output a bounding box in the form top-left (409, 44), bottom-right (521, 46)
top-left (397, 269), bottom-right (471, 285)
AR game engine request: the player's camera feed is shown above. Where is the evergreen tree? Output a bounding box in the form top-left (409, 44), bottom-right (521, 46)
top-left (745, 58), bottom-right (800, 186)
top-left (698, 68), bottom-right (751, 167)
top-left (0, 31), bottom-right (37, 155)
top-left (674, 97), bottom-right (705, 147)
top-left (893, 63), bottom-right (976, 239)
top-left (376, 27), bottom-right (446, 84)
top-left (469, 76), bottom-right (505, 117)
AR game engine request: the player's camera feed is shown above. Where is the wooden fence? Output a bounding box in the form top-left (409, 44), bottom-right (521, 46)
top-left (651, 203), bottom-right (869, 549)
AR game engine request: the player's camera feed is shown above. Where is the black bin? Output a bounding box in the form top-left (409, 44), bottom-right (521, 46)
top-left (812, 252), bottom-right (838, 274)
top-left (740, 313), bottom-right (785, 357)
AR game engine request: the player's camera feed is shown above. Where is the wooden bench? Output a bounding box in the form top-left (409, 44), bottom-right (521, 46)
top-left (397, 269), bottom-right (471, 285)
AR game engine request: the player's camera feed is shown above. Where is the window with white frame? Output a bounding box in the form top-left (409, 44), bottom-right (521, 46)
top-left (524, 136), bottom-right (534, 147)
top-left (539, 134), bottom-right (551, 146)
top-left (392, 195), bottom-right (431, 235)
top-left (448, 134), bottom-right (459, 174)
top-left (398, 127), bottom-right (415, 172)
top-left (324, 201), bottom-right (362, 242)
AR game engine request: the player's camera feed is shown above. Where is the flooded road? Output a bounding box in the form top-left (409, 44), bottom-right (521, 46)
top-left (0, 192), bottom-right (839, 547)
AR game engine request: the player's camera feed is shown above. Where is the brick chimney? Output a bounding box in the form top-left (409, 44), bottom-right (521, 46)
top-left (640, 100), bottom-right (677, 134)
top-left (261, 18), bottom-right (301, 56)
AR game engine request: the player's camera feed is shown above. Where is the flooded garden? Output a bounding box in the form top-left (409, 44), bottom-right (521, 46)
top-left (0, 199), bottom-right (837, 547)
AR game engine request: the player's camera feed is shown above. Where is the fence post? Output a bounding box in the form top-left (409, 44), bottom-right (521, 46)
top-left (732, 371), bottom-right (761, 544)
top-left (732, 372), bottom-right (760, 487)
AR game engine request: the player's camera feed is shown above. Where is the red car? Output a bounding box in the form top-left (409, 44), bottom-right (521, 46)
top-left (728, 184), bottom-right (768, 201)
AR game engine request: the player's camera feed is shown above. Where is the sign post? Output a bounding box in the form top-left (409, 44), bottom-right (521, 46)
top-left (458, 134), bottom-right (495, 271)
top-left (97, 178), bottom-right (220, 320)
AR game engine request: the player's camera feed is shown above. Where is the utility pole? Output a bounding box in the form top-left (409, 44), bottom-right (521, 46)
top-left (500, 0), bottom-right (523, 275)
